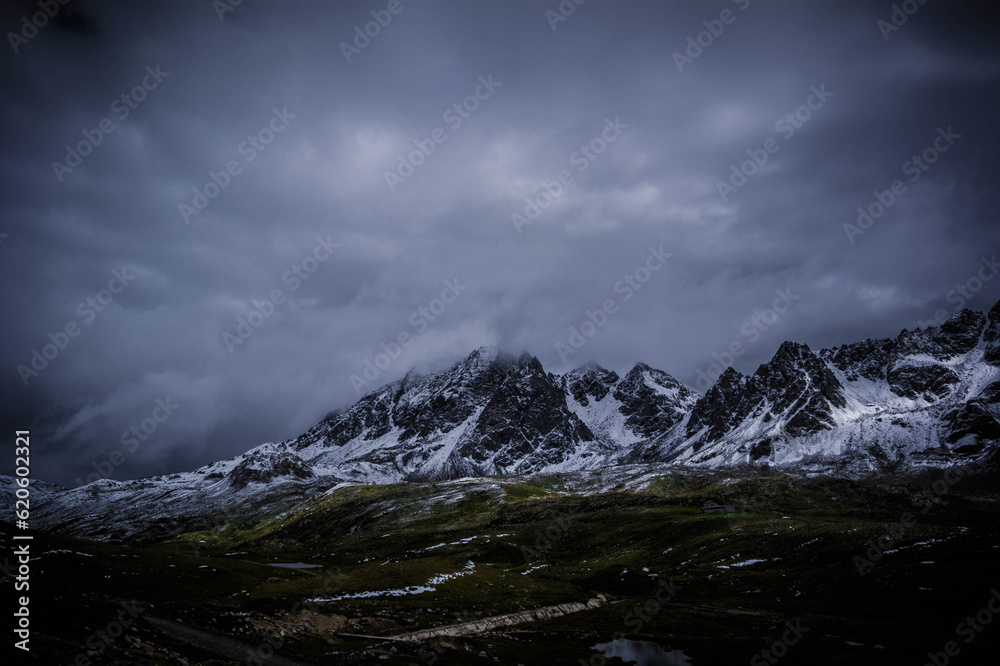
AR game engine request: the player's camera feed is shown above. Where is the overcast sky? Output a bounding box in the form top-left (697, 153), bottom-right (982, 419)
top-left (2, 0), bottom-right (999, 487)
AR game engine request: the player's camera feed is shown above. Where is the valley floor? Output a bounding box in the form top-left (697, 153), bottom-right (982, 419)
top-left (9, 469), bottom-right (1000, 665)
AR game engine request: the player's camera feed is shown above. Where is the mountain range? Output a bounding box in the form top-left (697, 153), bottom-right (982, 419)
top-left (25, 300), bottom-right (1000, 541)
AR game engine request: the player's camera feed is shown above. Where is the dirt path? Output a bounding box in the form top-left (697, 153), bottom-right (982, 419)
top-left (382, 595), bottom-right (609, 640)
top-left (145, 616), bottom-right (312, 665)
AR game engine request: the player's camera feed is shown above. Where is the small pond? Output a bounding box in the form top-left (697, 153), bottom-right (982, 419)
top-left (591, 638), bottom-right (692, 665)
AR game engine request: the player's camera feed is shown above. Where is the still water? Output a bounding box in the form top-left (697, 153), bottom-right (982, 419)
top-left (592, 639), bottom-right (693, 665)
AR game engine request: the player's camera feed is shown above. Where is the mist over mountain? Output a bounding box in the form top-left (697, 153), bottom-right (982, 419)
top-left (19, 299), bottom-right (999, 544)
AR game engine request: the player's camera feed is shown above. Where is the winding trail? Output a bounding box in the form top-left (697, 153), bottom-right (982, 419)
top-left (145, 616), bottom-right (312, 666)
top-left (383, 594), bottom-right (609, 640)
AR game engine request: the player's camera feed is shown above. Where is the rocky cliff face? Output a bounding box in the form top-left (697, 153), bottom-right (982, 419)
top-left (27, 301), bottom-right (1000, 542)
top-left (983, 300), bottom-right (1000, 364)
top-left (558, 361), bottom-right (699, 447)
top-left (288, 348), bottom-right (623, 482)
top-left (638, 304), bottom-right (999, 472)
top-left (685, 341), bottom-right (846, 447)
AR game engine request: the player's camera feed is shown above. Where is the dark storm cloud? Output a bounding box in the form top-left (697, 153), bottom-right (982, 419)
top-left (2, 0), bottom-right (999, 486)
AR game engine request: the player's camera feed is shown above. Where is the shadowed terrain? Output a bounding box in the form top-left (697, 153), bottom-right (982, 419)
top-left (11, 466), bottom-right (1000, 665)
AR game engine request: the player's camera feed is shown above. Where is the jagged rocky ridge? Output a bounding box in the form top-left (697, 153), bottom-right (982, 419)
top-left (288, 348), bottom-right (697, 481)
top-left (636, 302), bottom-right (1000, 474)
top-left (26, 301), bottom-right (1000, 541)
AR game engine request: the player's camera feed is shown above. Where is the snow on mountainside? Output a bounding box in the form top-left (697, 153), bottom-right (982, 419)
top-left (293, 349), bottom-right (625, 481)
top-left (561, 362), bottom-right (698, 446)
top-left (0, 476), bottom-right (65, 509)
top-left (22, 300), bottom-right (1000, 542)
top-left (638, 302), bottom-right (1000, 474)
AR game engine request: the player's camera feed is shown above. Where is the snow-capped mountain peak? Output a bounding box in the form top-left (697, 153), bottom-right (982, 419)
top-left (27, 301), bottom-right (1000, 542)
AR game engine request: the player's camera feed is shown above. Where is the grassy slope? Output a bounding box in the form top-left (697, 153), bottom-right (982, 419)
top-left (16, 470), bottom-right (1000, 665)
